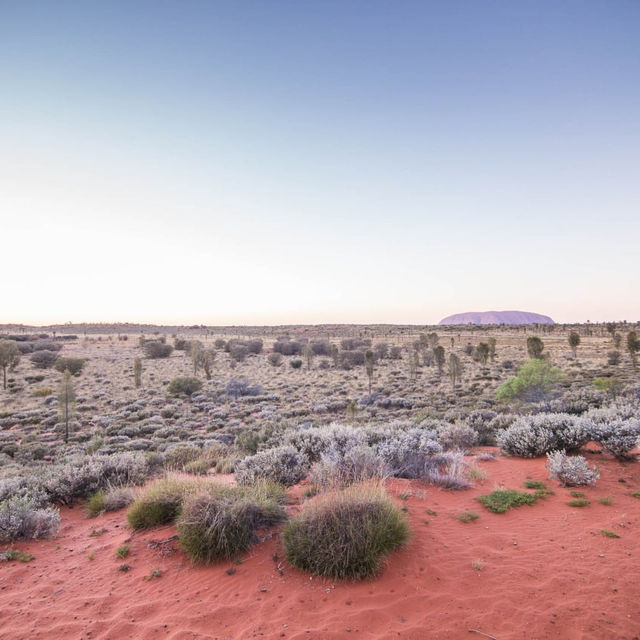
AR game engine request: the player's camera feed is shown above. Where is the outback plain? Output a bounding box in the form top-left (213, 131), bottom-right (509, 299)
top-left (1, 322), bottom-right (639, 639)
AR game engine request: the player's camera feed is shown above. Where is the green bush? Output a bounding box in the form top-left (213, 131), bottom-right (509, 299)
top-left (178, 482), bottom-right (286, 563)
top-left (127, 478), bottom-right (188, 530)
top-left (496, 359), bottom-right (561, 404)
top-left (54, 357), bottom-right (86, 375)
top-left (167, 376), bottom-right (202, 396)
top-left (283, 486), bottom-right (409, 579)
top-left (477, 489), bottom-right (538, 513)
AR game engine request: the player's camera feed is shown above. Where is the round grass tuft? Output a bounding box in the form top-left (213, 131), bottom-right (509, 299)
top-left (126, 478), bottom-right (188, 530)
top-left (178, 483), bottom-right (286, 563)
top-left (283, 485), bottom-right (409, 580)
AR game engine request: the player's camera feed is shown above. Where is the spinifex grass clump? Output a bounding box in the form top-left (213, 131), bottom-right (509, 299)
top-left (127, 478), bottom-right (190, 530)
top-left (283, 485), bottom-right (409, 580)
top-left (178, 481), bottom-right (286, 563)
top-left (86, 486), bottom-right (136, 517)
top-left (477, 489), bottom-right (538, 513)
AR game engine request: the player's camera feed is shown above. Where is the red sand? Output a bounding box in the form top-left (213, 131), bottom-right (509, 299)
top-left (2, 452), bottom-right (639, 640)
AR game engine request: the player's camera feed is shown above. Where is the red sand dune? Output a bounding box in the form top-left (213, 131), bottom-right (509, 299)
top-left (2, 452), bottom-right (639, 640)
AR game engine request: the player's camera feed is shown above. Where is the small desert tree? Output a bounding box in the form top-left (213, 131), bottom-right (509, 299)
top-left (365, 349), bottom-right (375, 394)
top-left (496, 359), bottom-right (561, 406)
top-left (487, 337), bottom-right (497, 362)
top-left (568, 331), bottom-right (581, 358)
top-left (202, 348), bottom-right (216, 380)
top-left (0, 340), bottom-right (20, 390)
top-left (190, 340), bottom-right (203, 376)
top-left (433, 345), bottom-right (445, 376)
top-left (133, 357), bottom-right (142, 388)
top-left (303, 343), bottom-right (314, 370)
top-left (448, 353), bottom-right (463, 388)
top-left (627, 331), bottom-right (640, 370)
top-left (474, 343), bottom-right (490, 366)
top-left (408, 351), bottom-right (418, 380)
top-left (58, 369), bottom-right (76, 443)
top-left (526, 336), bottom-right (544, 359)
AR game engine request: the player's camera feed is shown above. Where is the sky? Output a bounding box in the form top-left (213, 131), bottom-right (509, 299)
top-left (1, 1), bottom-right (639, 325)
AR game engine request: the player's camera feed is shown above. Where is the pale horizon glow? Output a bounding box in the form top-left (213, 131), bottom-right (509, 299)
top-left (2, 2), bottom-right (639, 325)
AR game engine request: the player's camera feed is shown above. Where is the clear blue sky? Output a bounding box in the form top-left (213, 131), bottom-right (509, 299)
top-left (2, 1), bottom-right (639, 324)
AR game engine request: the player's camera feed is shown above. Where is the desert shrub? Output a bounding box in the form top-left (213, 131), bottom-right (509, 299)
top-left (498, 414), bottom-right (589, 458)
top-left (0, 476), bottom-right (49, 508)
top-left (546, 450), bottom-right (599, 486)
top-left (127, 478), bottom-right (188, 530)
top-left (143, 341), bottom-right (173, 359)
top-left (290, 358), bottom-right (303, 369)
top-left (43, 452), bottom-right (150, 505)
top-left (466, 410), bottom-right (499, 445)
top-left (32, 340), bottom-right (62, 352)
top-left (438, 422), bottom-right (478, 452)
top-left (608, 351), bottom-right (621, 366)
top-left (177, 483), bottom-right (286, 563)
top-left (267, 352), bottom-right (283, 367)
top-left (54, 356), bottom-right (86, 375)
top-left (389, 346), bottom-right (402, 360)
top-left (310, 444), bottom-right (388, 489)
top-left (102, 486), bottom-right (136, 511)
top-left (229, 344), bottom-right (249, 362)
top-left (15, 341), bottom-right (34, 354)
top-left (245, 339), bottom-right (263, 354)
top-left (0, 496), bottom-right (60, 542)
top-left (226, 377), bottom-right (263, 398)
top-left (340, 338), bottom-right (371, 351)
top-left (421, 452), bottom-right (472, 489)
top-left (164, 445), bottom-right (202, 470)
top-left (526, 336), bottom-right (545, 359)
top-left (273, 340), bottom-right (303, 356)
top-left (376, 428), bottom-right (442, 478)
top-left (374, 342), bottom-right (389, 359)
top-left (184, 459), bottom-right (211, 475)
top-left (283, 486), bottom-right (408, 579)
top-left (235, 429), bottom-right (263, 455)
top-left (30, 350), bottom-right (59, 369)
top-left (235, 446), bottom-right (308, 486)
top-left (283, 423), bottom-right (365, 463)
top-left (588, 418), bottom-right (640, 459)
top-left (167, 376), bottom-right (202, 396)
top-left (310, 340), bottom-right (332, 356)
top-left (496, 359), bottom-right (561, 404)
top-left (174, 338), bottom-right (190, 350)
top-left (339, 350), bottom-right (366, 369)
top-left (477, 489), bottom-right (538, 513)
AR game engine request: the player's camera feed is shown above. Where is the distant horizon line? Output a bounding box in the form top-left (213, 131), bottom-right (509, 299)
top-left (2, 318), bottom-right (638, 329)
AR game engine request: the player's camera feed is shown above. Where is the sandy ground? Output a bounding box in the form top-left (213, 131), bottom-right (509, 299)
top-left (2, 452), bottom-right (639, 640)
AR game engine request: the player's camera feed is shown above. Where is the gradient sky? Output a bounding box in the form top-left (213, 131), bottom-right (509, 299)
top-left (2, 1), bottom-right (639, 325)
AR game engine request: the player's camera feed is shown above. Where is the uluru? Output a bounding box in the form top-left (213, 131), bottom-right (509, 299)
top-left (438, 310), bottom-right (554, 325)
